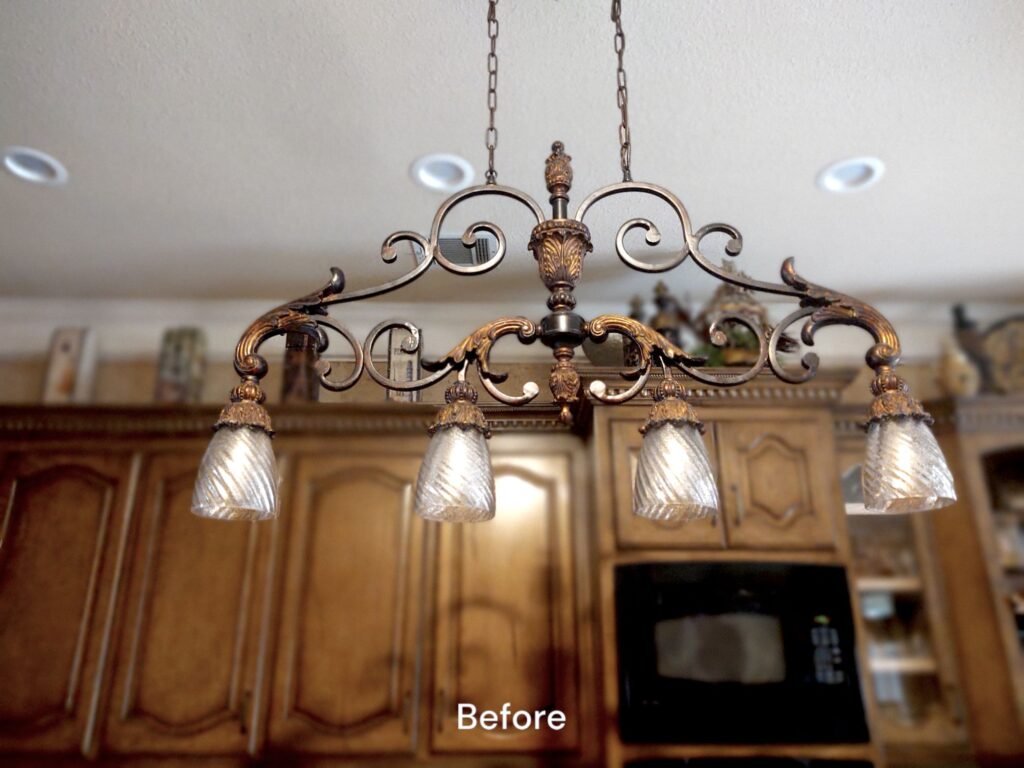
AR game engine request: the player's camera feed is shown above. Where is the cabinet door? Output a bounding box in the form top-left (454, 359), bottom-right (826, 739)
top-left (431, 452), bottom-right (579, 753)
top-left (267, 450), bottom-right (425, 755)
top-left (609, 417), bottom-right (725, 549)
top-left (0, 451), bottom-right (134, 754)
top-left (717, 417), bottom-right (836, 549)
top-left (103, 451), bottom-right (267, 754)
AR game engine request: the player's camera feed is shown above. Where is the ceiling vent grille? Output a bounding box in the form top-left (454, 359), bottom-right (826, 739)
top-left (437, 235), bottom-right (494, 266)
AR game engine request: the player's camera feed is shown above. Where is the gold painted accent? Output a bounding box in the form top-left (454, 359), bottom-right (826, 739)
top-left (640, 378), bottom-right (705, 434)
top-left (640, 398), bottom-right (704, 435)
top-left (587, 314), bottom-right (705, 368)
top-left (549, 347), bottom-right (581, 424)
top-left (231, 379), bottom-right (266, 404)
top-left (781, 258), bottom-right (901, 370)
top-left (428, 317), bottom-right (538, 379)
top-left (544, 141), bottom-right (573, 197)
top-left (866, 371), bottom-right (931, 425)
top-left (215, 400), bottom-right (274, 434)
top-left (528, 219), bottom-right (592, 309)
top-left (429, 400), bottom-right (490, 436)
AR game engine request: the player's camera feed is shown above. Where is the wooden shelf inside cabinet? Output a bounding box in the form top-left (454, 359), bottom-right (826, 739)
top-left (857, 575), bottom-right (924, 594)
top-left (870, 655), bottom-right (939, 675)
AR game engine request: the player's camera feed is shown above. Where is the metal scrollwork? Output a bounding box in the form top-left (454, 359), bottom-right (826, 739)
top-left (586, 313), bottom-right (706, 404)
top-left (425, 317), bottom-right (541, 405)
top-left (575, 182), bottom-right (699, 273)
top-left (221, 137), bottom-right (908, 421)
top-left (362, 321), bottom-right (456, 392)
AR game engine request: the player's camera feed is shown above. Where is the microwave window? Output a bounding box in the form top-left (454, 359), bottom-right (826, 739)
top-left (654, 612), bottom-right (785, 684)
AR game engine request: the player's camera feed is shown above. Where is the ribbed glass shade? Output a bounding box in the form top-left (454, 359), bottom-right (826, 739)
top-left (634, 422), bottom-right (720, 522)
top-left (863, 418), bottom-right (956, 513)
top-left (415, 426), bottom-right (495, 523)
top-left (191, 425), bottom-right (278, 521)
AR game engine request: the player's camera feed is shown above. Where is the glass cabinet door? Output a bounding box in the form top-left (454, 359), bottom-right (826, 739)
top-left (983, 448), bottom-right (1024, 682)
top-left (839, 457), bottom-right (967, 748)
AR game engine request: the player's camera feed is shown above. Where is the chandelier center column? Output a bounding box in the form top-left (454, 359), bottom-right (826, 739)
top-left (529, 142), bottom-right (594, 424)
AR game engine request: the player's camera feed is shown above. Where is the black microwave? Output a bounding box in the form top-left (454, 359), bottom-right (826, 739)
top-left (616, 562), bottom-right (869, 745)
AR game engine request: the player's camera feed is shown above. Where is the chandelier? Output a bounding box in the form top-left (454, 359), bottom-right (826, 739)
top-left (191, 0), bottom-right (956, 525)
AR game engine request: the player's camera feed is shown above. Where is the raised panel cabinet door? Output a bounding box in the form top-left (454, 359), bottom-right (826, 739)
top-left (103, 451), bottom-right (267, 754)
top-left (717, 417), bottom-right (837, 549)
top-left (431, 453), bottom-right (579, 753)
top-left (609, 418), bottom-right (725, 549)
top-left (267, 451), bottom-right (425, 755)
top-left (0, 451), bottom-right (135, 754)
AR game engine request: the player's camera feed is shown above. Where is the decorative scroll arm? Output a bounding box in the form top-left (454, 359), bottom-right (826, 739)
top-left (780, 257), bottom-right (901, 370)
top-left (231, 268), bottom-right (347, 403)
top-left (423, 317), bottom-right (542, 406)
top-left (585, 313), bottom-right (707, 404)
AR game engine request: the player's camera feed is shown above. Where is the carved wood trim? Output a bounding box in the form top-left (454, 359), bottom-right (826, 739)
top-left (0, 404), bottom-right (572, 438)
top-left (0, 464), bottom-right (114, 734)
top-left (738, 433), bottom-right (813, 528)
top-left (284, 466), bottom-right (413, 735)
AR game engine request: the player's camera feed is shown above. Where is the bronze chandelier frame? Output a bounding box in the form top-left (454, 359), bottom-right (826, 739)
top-left (214, 0), bottom-right (928, 436)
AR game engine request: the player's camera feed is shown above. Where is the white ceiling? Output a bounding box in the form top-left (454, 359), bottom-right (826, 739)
top-left (1, 0), bottom-right (1023, 359)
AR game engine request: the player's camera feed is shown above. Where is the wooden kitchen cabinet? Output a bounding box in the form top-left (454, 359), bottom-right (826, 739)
top-left (0, 450), bottom-right (136, 755)
top-left (431, 443), bottom-right (583, 754)
top-left (607, 414), bottom-right (725, 549)
top-left (102, 449), bottom-right (270, 755)
top-left (834, 409), bottom-right (969, 765)
top-left (265, 442), bottom-right (427, 756)
top-left (0, 405), bottom-right (594, 765)
top-left (716, 416), bottom-right (837, 549)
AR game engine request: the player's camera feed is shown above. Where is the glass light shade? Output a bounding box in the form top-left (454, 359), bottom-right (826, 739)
top-left (191, 425), bottom-right (278, 521)
top-left (415, 425), bottom-right (495, 522)
top-left (863, 417), bottom-right (956, 513)
top-left (634, 422), bottom-right (720, 522)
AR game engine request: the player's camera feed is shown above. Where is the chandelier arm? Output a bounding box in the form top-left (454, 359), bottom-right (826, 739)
top-left (362, 320), bottom-right (458, 392)
top-left (673, 312), bottom-right (770, 386)
top-left (231, 267), bottom-right (347, 396)
top-left (425, 184), bottom-right (545, 274)
top-left (585, 313), bottom-right (703, 405)
top-left (767, 306), bottom-right (821, 384)
top-left (574, 181), bottom-right (695, 273)
top-left (780, 257), bottom-right (902, 371)
top-left (311, 314), bottom-right (365, 392)
top-left (423, 316), bottom-right (542, 406)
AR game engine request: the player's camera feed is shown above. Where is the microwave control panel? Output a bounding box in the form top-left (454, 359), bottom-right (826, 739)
top-left (811, 622), bottom-right (846, 684)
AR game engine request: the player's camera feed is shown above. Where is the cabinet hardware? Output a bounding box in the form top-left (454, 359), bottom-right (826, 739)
top-left (732, 483), bottom-right (745, 527)
top-left (238, 690), bottom-right (252, 735)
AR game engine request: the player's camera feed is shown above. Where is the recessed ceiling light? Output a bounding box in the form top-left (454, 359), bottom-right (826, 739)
top-left (816, 156), bottom-right (884, 194)
top-left (3, 146), bottom-right (69, 186)
top-left (411, 153), bottom-right (474, 193)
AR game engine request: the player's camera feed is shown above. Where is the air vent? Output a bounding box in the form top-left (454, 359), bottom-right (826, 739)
top-left (438, 235), bottom-right (495, 266)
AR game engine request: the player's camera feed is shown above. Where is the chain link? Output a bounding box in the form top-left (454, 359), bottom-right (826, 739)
top-left (485, 0), bottom-right (499, 184)
top-left (611, 0), bottom-right (632, 182)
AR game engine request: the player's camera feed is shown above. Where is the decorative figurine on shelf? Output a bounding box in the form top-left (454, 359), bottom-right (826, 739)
top-left (936, 338), bottom-right (981, 398)
top-left (954, 304), bottom-right (1024, 394)
top-left (649, 281), bottom-right (693, 349)
top-left (693, 262), bottom-right (798, 367)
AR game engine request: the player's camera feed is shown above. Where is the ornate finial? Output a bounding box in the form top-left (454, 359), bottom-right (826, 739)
top-left (545, 141), bottom-right (573, 218)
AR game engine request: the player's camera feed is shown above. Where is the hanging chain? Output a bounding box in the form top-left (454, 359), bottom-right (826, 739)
top-left (611, 0), bottom-right (632, 182)
top-left (485, 0), bottom-right (499, 184)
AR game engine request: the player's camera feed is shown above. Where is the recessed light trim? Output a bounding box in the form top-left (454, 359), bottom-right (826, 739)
top-left (816, 156), bottom-right (884, 194)
top-left (3, 146), bottom-right (69, 186)
top-left (411, 153), bottom-right (474, 193)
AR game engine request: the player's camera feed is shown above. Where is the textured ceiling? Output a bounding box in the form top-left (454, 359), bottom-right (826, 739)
top-left (1, 0), bottom-right (1023, 316)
